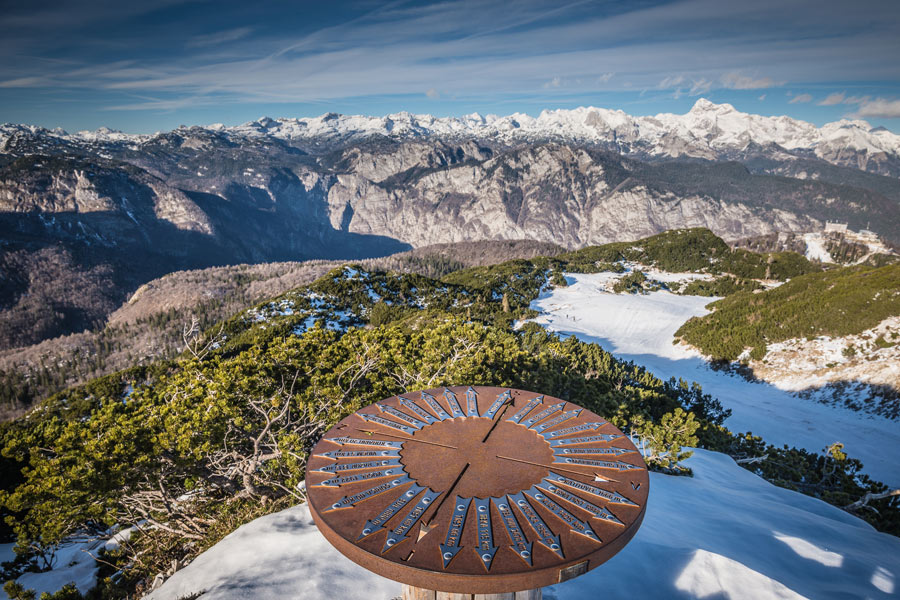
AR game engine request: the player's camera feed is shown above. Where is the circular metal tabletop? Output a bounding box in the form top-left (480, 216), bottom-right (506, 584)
top-left (306, 386), bottom-right (648, 593)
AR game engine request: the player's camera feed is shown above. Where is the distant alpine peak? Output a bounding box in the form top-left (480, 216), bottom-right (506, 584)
top-left (1, 100), bottom-right (899, 177)
top-left (690, 98), bottom-right (734, 113)
top-left (217, 99), bottom-right (899, 167)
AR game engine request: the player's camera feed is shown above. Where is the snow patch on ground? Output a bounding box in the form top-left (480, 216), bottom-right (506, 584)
top-left (146, 450), bottom-right (900, 600)
top-left (802, 233), bottom-right (833, 263)
top-left (144, 500), bottom-right (400, 600)
top-left (529, 273), bottom-right (900, 486)
top-left (0, 537), bottom-right (104, 599)
top-left (755, 316), bottom-right (900, 395)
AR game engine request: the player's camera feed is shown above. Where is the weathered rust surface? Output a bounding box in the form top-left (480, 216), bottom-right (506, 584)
top-left (306, 386), bottom-right (649, 593)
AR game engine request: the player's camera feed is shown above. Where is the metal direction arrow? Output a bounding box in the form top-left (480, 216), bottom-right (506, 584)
top-left (548, 434), bottom-right (623, 448)
top-left (377, 403), bottom-right (425, 429)
top-left (313, 466), bottom-right (405, 488)
top-left (553, 457), bottom-right (643, 472)
top-left (398, 396), bottom-right (437, 425)
top-left (466, 386), bottom-right (480, 417)
top-left (545, 472), bottom-right (639, 507)
top-left (325, 475), bottom-right (414, 511)
top-left (482, 389), bottom-right (511, 420)
top-left (440, 497), bottom-right (471, 568)
top-left (553, 446), bottom-right (636, 457)
top-left (383, 488), bottom-right (442, 553)
top-left (318, 449), bottom-right (401, 460)
top-left (493, 497), bottom-right (534, 566)
top-left (541, 421), bottom-right (608, 439)
top-left (532, 408), bottom-right (582, 433)
top-left (357, 482), bottom-right (426, 539)
top-left (312, 458), bottom-right (403, 474)
top-left (327, 436), bottom-right (406, 449)
top-left (507, 491), bottom-right (564, 559)
top-left (357, 412), bottom-right (418, 435)
top-left (525, 486), bottom-right (602, 544)
top-left (507, 396), bottom-right (543, 424)
top-left (422, 391), bottom-right (452, 421)
top-left (444, 388), bottom-right (464, 418)
top-left (536, 480), bottom-right (624, 526)
top-left (473, 497), bottom-right (499, 571)
top-left (522, 402), bottom-right (565, 429)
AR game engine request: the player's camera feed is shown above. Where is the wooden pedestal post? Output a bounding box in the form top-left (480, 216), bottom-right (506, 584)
top-left (401, 585), bottom-right (542, 600)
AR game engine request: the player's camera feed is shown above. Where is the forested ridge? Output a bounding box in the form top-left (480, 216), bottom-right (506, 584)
top-left (676, 263), bottom-right (900, 361)
top-left (1, 228), bottom-right (897, 599)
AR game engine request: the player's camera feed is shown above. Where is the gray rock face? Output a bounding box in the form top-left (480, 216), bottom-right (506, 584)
top-left (0, 125), bottom-right (898, 351)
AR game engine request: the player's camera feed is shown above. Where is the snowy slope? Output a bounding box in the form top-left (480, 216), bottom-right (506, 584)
top-left (529, 273), bottom-right (900, 487)
top-left (146, 450), bottom-right (899, 600)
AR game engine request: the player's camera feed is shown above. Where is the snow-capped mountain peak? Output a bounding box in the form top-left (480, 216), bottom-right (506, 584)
top-left (2, 100), bottom-right (899, 177)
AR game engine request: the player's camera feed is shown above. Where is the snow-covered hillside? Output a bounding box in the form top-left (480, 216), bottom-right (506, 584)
top-left (529, 272), bottom-right (900, 487)
top-left (141, 450), bottom-right (899, 600)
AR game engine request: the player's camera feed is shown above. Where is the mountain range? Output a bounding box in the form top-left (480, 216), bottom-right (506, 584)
top-left (1, 99), bottom-right (899, 350)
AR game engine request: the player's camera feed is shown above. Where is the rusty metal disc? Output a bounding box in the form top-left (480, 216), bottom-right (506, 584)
top-left (306, 386), bottom-right (648, 593)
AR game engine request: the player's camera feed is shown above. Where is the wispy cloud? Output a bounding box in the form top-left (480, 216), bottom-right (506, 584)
top-left (1, 0), bottom-right (899, 126)
top-left (854, 98), bottom-right (900, 118)
top-left (721, 72), bottom-right (777, 89)
top-left (789, 93), bottom-right (813, 104)
top-left (818, 92), bottom-right (845, 105)
top-left (186, 27), bottom-right (254, 48)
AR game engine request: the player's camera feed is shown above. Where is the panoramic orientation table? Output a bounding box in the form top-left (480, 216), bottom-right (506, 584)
top-left (306, 386), bottom-right (649, 596)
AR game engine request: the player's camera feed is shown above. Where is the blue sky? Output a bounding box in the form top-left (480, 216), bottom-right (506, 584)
top-left (1, 0), bottom-right (899, 133)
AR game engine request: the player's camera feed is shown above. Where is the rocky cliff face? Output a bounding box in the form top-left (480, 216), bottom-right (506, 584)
top-left (1, 115), bottom-right (899, 350)
top-left (312, 144), bottom-right (828, 248)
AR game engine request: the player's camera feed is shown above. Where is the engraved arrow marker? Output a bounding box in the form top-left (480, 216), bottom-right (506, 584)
top-left (440, 497), bottom-right (471, 568)
top-left (466, 386), bottom-right (479, 417)
top-left (522, 402), bottom-right (564, 429)
top-left (357, 412), bottom-right (418, 435)
top-left (444, 388), bottom-right (464, 418)
top-left (548, 434), bottom-right (623, 447)
top-left (532, 408), bottom-right (582, 433)
top-left (312, 458), bottom-right (402, 474)
top-left (357, 482), bottom-right (425, 539)
top-left (398, 396), bottom-right (437, 425)
top-left (541, 421), bottom-right (608, 439)
top-left (545, 472), bottom-right (639, 507)
top-left (536, 479), bottom-right (624, 526)
top-left (553, 457), bottom-right (644, 472)
top-left (318, 449), bottom-right (400, 460)
top-left (507, 396), bottom-right (543, 424)
top-left (525, 486), bottom-right (602, 544)
top-left (313, 466), bottom-right (405, 488)
top-left (325, 475), bottom-right (413, 511)
top-left (327, 436), bottom-right (405, 449)
top-left (508, 491), bottom-right (564, 559)
top-left (421, 391), bottom-right (452, 421)
top-left (553, 446), bottom-right (637, 458)
top-left (493, 497), bottom-right (533, 566)
top-left (473, 497), bottom-right (498, 571)
top-left (418, 463), bottom-right (470, 541)
top-left (377, 403), bottom-right (425, 429)
top-left (382, 489), bottom-right (442, 553)
top-left (482, 389), bottom-right (511, 420)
